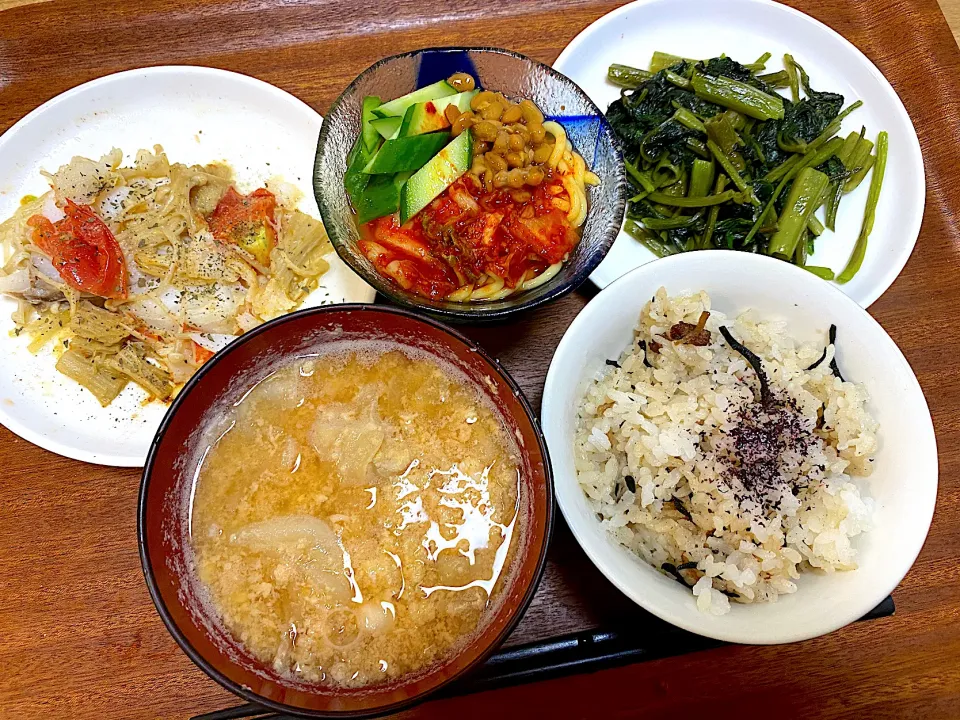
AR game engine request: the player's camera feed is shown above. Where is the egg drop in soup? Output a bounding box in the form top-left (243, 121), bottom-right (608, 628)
top-left (188, 345), bottom-right (525, 688)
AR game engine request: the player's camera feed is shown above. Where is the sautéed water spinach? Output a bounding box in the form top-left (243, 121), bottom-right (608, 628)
top-left (606, 52), bottom-right (887, 282)
top-left (189, 345), bottom-right (525, 688)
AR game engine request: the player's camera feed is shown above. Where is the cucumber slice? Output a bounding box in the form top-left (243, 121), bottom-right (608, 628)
top-left (354, 171), bottom-right (412, 224)
top-left (361, 96), bottom-right (382, 153)
top-left (345, 136), bottom-right (375, 206)
top-left (399, 90), bottom-right (478, 137)
top-left (362, 133), bottom-right (451, 175)
top-left (370, 116), bottom-right (402, 140)
top-left (371, 80), bottom-right (457, 119)
top-left (400, 130), bottom-right (473, 224)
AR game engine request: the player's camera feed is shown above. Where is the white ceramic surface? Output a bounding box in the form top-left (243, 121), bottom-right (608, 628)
top-left (0, 66), bottom-right (375, 467)
top-left (542, 251), bottom-right (937, 644)
top-left (554, 0), bottom-right (925, 308)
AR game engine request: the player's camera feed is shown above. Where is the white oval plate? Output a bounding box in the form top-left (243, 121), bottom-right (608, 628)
top-left (554, 0), bottom-right (924, 308)
top-left (0, 66), bottom-right (375, 467)
top-left (542, 251), bottom-right (937, 644)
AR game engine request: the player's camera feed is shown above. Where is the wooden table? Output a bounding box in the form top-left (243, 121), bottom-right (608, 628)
top-left (2, 0), bottom-right (960, 717)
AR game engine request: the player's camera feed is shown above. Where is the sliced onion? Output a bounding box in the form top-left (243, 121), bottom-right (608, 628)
top-left (264, 178), bottom-right (302, 209)
top-left (31, 253), bottom-right (60, 281)
top-left (158, 286), bottom-right (183, 314)
top-left (124, 250), bottom-right (160, 296)
top-left (236, 312), bottom-right (260, 333)
top-left (360, 601), bottom-right (396, 636)
top-left (164, 351), bottom-right (196, 384)
top-left (41, 194), bottom-right (64, 223)
top-left (51, 153), bottom-right (116, 205)
top-left (309, 386), bottom-right (392, 487)
top-left (125, 297), bottom-right (180, 335)
top-left (232, 515), bottom-right (352, 601)
top-left (0, 268), bottom-right (30, 294)
top-left (233, 515), bottom-right (342, 561)
top-left (98, 186), bottom-right (133, 223)
top-left (188, 332), bottom-right (237, 353)
top-left (243, 370), bottom-right (305, 413)
top-left (181, 283), bottom-right (245, 334)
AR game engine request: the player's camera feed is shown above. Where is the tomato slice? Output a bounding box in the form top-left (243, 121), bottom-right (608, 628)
top-left (207, 187), bottom-right (277, 266)
top-left (28, 200), bottom-right (128, 299)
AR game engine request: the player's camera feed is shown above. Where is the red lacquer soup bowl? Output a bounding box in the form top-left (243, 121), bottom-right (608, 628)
top-left (138, 304), bottom-right (553, 717)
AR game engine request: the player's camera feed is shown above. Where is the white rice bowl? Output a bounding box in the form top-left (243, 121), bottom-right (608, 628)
top-left (574, 288), bottom-right (878, 616)
top-left (542, 251), bottom-right (937, 644)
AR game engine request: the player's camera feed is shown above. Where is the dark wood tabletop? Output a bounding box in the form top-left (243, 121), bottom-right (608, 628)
top-left (2, 0), bottom-right (960, 718)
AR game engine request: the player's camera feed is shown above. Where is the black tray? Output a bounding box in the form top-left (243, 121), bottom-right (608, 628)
top-left (194, 595), bottom-right (894, 720)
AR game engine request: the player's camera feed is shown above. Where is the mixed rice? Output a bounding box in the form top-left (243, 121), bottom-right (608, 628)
top-left (574, 289), bottom-right (878, 614)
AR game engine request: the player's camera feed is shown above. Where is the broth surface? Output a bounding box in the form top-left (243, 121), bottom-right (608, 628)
top-left (190, 347), bottom-right (522, 688)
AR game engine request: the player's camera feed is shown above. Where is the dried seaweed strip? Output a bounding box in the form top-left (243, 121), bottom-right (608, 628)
top-left (827, 324), bottom-right (845, 382)
top-left (719, 325), bottom-right (772, 408)
top-left (638, 339), bottom-right (653, 367)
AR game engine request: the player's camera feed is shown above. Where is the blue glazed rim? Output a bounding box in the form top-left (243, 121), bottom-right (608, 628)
top-left (314, 46), bottom-right (628, 323)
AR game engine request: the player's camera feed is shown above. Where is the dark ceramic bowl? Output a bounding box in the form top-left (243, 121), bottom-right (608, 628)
top-left (314, 47), bottom-right (627, 322)
top-left (138, 305), bottom-right (553, 718)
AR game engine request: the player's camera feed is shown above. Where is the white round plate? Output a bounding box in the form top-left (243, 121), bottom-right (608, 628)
top-left (542, 251), bottom-right (937, 644)
top-left (554, 0), bottom-right (924, 308)
top-left (0, 66), bottom-right (375, 467)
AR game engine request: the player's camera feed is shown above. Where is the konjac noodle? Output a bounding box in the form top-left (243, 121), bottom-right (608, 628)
top-left (189, 345), bottom-right (525, 688)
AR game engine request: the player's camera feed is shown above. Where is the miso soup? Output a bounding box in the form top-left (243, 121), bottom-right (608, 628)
top-left (189, 345), bottom-right (524, 688)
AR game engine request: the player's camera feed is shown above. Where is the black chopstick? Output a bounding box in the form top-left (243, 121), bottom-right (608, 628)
top-left (194, 595), bottom-right (896, 719)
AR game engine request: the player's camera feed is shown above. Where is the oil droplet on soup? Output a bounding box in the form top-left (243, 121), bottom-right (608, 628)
top-left (189, 348), bottom-right (523, 688)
